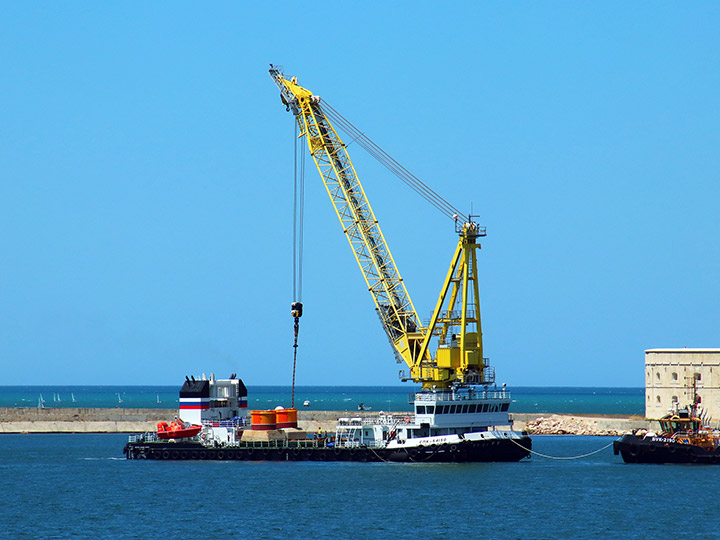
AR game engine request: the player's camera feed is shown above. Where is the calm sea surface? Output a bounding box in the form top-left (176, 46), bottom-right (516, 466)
top-left (0, 385), bottom-right (644, 414)
top-left (1, 433), bottom-right (718, 539)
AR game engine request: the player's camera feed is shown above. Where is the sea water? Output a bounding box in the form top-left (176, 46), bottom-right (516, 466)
top-left (1, 433), bottom-right (718, 539)
top-left (0, 386), bottom-right (645, 415)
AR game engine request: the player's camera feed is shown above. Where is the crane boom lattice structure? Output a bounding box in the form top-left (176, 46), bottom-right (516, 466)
top-left (270, 66), bottom-right (493, 389)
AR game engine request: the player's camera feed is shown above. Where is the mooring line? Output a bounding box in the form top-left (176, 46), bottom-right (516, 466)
top-left (509, 437), bottom-right (618, 460)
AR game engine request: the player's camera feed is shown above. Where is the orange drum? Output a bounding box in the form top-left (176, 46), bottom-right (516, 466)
top-left (276, 408), bottom-right (298, 429)
top-left (251, 410), bottom-right (277, 431)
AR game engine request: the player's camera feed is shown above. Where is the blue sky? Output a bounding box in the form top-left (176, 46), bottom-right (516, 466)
top-left (1, 3), bottom-right (718, 387)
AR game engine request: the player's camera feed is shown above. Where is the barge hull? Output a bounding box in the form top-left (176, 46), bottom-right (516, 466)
top-left (123, 437), bottom-right (532, 463)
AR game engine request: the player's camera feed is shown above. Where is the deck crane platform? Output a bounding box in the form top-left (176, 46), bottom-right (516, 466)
top-left (269, 66), bottom-right (495, 390)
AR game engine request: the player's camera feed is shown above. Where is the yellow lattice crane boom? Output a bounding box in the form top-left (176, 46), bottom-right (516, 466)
top-left (269, 66), bottom-right (494, 390)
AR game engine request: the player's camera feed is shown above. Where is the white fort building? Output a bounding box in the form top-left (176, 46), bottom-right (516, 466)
top-left (645, 349), bottom-right (720, 420)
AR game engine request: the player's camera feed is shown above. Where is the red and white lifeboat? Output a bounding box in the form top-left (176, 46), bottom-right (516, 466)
top-left (157, 420), bottom-right (202, 439)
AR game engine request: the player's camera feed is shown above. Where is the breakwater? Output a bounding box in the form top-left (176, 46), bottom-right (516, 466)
top-left (0, 407), bottom-right (170, 433)
top-left (0, 407), bottom-right (652, 435)
top-left (512, 413), bottom-right (651, 436)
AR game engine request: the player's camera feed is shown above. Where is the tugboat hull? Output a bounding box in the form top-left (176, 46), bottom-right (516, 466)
top-left (123, 436), bottom-right (532, 463)
top-left (614, 434), bottom-right (720, 464)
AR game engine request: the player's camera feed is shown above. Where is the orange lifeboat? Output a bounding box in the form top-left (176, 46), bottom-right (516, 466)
top-left (157, 419), bottom-right (202, 439)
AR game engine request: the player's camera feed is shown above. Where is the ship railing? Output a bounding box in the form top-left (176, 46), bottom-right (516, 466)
top-left (336, 415), bottom-right (414, 427)
top-left (128, 432), bottom-right (159, 443)
top-left (334, 439), bottom-right (388, 449)
top-left (201, 417), bottom-right (248, 428)
top-left (410, 390), bottom-right (510, 403)
top-left (230, 438), bottom-right (350, 449)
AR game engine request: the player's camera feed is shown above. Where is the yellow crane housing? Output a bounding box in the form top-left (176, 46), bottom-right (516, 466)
top-left (270, 67), bottom-right (494, 390)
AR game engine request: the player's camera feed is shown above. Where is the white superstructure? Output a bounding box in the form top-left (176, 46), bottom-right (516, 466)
top-left (335, 386), bottom-right (523, 449)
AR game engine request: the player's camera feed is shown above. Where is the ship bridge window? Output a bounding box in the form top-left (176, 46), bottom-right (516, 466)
top-left (416, 406), bottom-right (426, 414)
top-left (437, 405), bottom-right (446, 414)
top-left (501, 403), bottom-right (509, 412)
top-left (461, 405), bottom-right (468, 414)
top-left (449, 405), bottom-right (458, 414)
top-left (469, 404), bottom-right (478, 413)
top-left (426, 406), bottom-right (435, 415)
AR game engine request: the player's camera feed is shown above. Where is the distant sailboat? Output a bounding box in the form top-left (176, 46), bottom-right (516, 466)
top-left (56, 393), bottom-right (61, 402)
top-left (52, 393), bottom-right (57, 402)
top-left (156, 393), bottom-right (161, 404)
top-left (71, 393), bottom-right (76, 403)
top-left (117, 393), bottom-right (123, 404)
top-left (38, 394), bottom-right (46, 408)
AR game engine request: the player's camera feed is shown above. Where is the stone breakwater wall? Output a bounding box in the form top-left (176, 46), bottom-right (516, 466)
top-left (0, 408), bottom-right (653, 435)
top-left (0, 408), bottom-right (388, 434)
top-left (511, 413), bottom-right (653, 436)
top-left (0, 407), bottom-right (172, 433)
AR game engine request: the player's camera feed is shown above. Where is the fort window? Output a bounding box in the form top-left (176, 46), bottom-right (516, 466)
top-left (656, 395), bottom-right (661, 403)
top-left (656, 373), bottom-right (661, 381)
top-left (672, 372), bottom-right (678, 381)
top-left (694, 373), bottom-right (702, 381)
top-left (672, 395), bottom-right (678, 403)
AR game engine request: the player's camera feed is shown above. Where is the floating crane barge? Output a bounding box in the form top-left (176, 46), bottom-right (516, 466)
top-left (124, 67), bottom-right (531, 462)
top-left (123, 374), bottom-right (530, 462)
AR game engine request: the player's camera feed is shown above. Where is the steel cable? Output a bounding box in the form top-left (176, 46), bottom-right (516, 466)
top-left (508, 437), bottom-right (618, 460)
top-left (320, 101), bottom-right (468, 223)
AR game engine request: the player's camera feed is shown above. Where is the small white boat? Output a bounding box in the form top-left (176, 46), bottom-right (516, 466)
top-left (303, 400), bottom-right (310, 407)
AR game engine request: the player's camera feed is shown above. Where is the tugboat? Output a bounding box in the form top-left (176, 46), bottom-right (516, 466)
top-left (123, 374), bottom-right (531, 462)
top-left (614, 385), bottom-right (720, 464)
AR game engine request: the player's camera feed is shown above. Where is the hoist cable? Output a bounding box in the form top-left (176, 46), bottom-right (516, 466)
top-left (290, 120), bottom-right (306, 409)
top-left (321, 101), bottom-right (468, 223)
top-left (292, 121), bottom-right (298, 300)
top-left (298, 130), bottom-right (305, 301)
